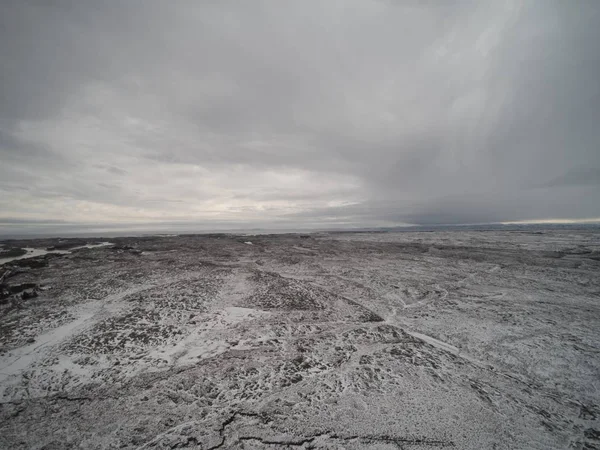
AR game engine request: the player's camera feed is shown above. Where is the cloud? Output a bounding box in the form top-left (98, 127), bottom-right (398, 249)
top-left (542, 167), bottom-right (600, 188)
top-left (1, 0), bottom-right (599, 234)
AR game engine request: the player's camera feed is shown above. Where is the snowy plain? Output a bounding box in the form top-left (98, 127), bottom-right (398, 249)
top-left (0, 229), bottom-right (599, 449)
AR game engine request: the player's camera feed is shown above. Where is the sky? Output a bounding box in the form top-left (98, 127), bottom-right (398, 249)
top-left (1, 1), bottom-right (599, 235)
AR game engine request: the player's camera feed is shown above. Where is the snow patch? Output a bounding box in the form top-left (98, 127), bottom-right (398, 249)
top-left (148, 307), bottom-right (269, 368)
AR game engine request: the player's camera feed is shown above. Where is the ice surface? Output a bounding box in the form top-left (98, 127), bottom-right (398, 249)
top-left (0, 242), bottom-right (114, 265)
top-left (0, 247), bottom-right (67, 265)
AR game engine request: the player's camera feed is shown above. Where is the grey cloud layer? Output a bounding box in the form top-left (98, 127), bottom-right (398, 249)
top-left (1, 0), bottom-right (599, 232)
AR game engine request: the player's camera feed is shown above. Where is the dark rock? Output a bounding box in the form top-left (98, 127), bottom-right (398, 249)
top-left (10, 283), bottom-right (37, 294)
top-left (111, 245), bottom-right (135, 251)
top-left (21, 289), bottom-right (38, 300)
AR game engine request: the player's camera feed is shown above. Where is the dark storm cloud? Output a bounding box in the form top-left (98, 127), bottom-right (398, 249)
top-left (1, 0), bottom-right (599, 232)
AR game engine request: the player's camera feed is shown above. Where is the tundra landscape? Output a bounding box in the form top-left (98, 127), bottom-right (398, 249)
top-left (1, 229), bottom-right (599, 449)
top-left (2, 0), bottom-right (600, 448)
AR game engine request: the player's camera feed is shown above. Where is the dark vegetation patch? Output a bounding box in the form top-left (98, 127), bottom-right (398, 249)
top-left (46, 240), bottom-right (87, 251)
top-left (65, 308), bottom-right (183, 355)
top-left (0, 247), bottom-right (27, 258)
top-left (248, 271), bottom-right (326, 310)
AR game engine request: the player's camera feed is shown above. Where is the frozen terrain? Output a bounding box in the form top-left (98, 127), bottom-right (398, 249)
top-left (0, 230), bottom-right (599, 449)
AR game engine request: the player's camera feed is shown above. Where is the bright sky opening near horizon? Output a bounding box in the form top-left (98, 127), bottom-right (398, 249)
top-left (1, 1), bottom-right (599, 235)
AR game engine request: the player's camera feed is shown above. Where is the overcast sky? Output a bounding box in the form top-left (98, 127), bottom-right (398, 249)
top-left (1, 1), bottom-right (599, 235)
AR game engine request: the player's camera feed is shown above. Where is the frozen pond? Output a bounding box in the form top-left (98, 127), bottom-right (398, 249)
top-left (0, 247), bottom-right (69, 265)
top-left (70, 241), bottom-right (114, 251)
top-left (0, 242), bottom-right (114, 265)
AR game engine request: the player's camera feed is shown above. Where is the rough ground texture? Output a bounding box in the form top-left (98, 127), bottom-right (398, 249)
top-left (0, 230), bottom-right (599, 449)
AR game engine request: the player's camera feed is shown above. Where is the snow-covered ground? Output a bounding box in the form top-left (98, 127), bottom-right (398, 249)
top-left (0, 230), bottom-right (599, 449)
